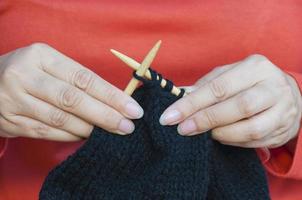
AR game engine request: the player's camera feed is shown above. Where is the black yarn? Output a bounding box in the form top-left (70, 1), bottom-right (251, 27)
top-left (133, 69), bottom-right (185, 97)
top-left (40, 69), bottom-right (270, 200)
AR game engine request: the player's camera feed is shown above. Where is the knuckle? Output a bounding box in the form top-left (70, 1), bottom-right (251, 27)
top-left (0, 116), bottom-right (12, 132)
top-left (274, 115), bottom-right (283, 129)
top-left (280, 85), bottom-right (292, 96)
top-left (237, 93), bottom-right (256, 117)
top-left (286, 107), bottom-right (298, 122)
top-left (0, 117), bottom-right (6, 129)
top-left (0, 111), bottom-right (12, 120)
top-left (26, 43), bottom-right (52, 64)
top-left (291, 107), bottom-right (299, 117)
top-left (31, 74), bottom-right (48, 89)
top-left (275, 74), bottom-right (289, 87)
top-left (248, 132), bottom-right (263, 140)
top-left (33, 123), bottom-right (50, 138)
top-left (212, 66), bottom-right (224, 73)
top-left (185, 96), bottom-right (199, 113)
top-left (101, 110), bottom-right (119, 130)
top-left (248, 122), bottom-right (264, 140)
top-left (247, 54), bottom-right (275, 71)
top-left (252, 120), bottom-right (266, 133)
top-left (211, 128), bottom-right (224, 141)
top-left (209, 78), bottom-right (229, 100)
top-left (49, 109), bottom-right (68, 127)
top-left (202, 109), bottom-right (219, 128)
top-left (24, 43), bottom-right (47, 58)
top-left (104, 88), bottom-right (119, 104)
top-left (59, 87), bottom-right (83, 109)
top-left (28, 104), bottom-right (40, 118)
top-left (72, 69), bottom-right (95, 91)
top-left (21, 122), bottom-right (32, 133)
top-left (270, 134), bottom-right (288, 148)
top-left (248, 54), bottom-right (267, 62)
top-left (275, 134), bottom-right (287, 144)
top-left (28, 42), bottom-right (50, 51)
top-left (1, 64), bottom-right (21, 81)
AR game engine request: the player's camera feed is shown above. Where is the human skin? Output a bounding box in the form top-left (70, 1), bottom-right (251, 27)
top-left (0, 44), bottom-right (301, 149)
top-left (160, 54), bottom-right (302, 148)
top-left (0, 43), bottom-right (144, 141)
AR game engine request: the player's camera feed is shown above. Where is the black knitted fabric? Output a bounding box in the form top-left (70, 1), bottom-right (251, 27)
top-left (40, 70), bottom-right (270, 200)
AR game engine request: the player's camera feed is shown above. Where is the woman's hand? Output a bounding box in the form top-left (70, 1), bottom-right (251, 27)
top-left (0, 43), bottom-right (143, 141)
top-left (160, 54), bottom-right (302, 148)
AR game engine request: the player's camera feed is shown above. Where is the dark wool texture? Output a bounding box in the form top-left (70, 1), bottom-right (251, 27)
top-left (40, 70), bottom-right (270, 200)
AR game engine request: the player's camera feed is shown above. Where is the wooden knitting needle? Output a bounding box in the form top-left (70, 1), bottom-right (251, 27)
top-left (110, 49), bottom-right (184, 96)
top-left (124, 40), bottom-right (162, 95)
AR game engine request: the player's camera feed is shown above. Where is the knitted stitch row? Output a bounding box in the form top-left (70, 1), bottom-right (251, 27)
top-left (40, 69), bottom-right (270, 200)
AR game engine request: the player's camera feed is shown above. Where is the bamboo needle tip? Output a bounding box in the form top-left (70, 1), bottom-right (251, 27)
top-left (154, 40), bottom-right (162, 48)
top-left (110, 49), bottom-right (119, 55)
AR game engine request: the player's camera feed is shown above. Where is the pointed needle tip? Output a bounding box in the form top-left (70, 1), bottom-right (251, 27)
top-left (110, 49), bottom-right (122, 58)
top-left (110, 49), bottom-right (117, 53)
top-left (156, 40), bottom-right (162, 46)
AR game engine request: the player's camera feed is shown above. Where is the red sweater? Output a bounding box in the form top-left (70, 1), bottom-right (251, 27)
top-left (0, 0), bottom-right (302, 199)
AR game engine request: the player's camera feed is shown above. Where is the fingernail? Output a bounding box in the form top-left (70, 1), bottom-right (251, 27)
top-left (125, 102), bottom-right (144, 119)
top-left (177, 119), bottom-right (197, 135)
top-left (160, 110), bottom-right (181, 125)
top-left (118, 119), bottom-right (135, 135)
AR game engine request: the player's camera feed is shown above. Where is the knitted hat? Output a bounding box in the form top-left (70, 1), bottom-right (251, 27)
top-left (40, 70), bottom-right (270, 200)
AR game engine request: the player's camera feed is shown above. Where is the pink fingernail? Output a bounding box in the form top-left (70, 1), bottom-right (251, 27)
top-left (159, 110), bottom-right (181, 125)
top-left (125, 102), bottom-right (144, 119)
top-left (118, 119), bottom-right (135, 135)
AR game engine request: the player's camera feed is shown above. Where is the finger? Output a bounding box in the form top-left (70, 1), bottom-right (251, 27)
top-left (179, 63), bottom-right (238, 94)
top-left (194, 63), bottom-right (238, 87)
top-left (220, 132), bottom-right (289, 148)
top-left (268, 119), bottom-right (302, 149)
top-left (1, 115), bottom-right (81, 141)
top-left (0, 117), bottom-right (17, 138)
top-left (178, 64), bottom-right (238, 94)
top-left (20, 94), bottom-right (93, 138)
top-left (220, 127), bottom-right (286, 148)
top-left (37, 44), bottom-right (143, 119)
top-left (25, 71), bottom-right (135, 135)
top-left (0, 115), bottom-right (21, 137)
top-left (218, 122), bottom-right (288, 147)
top-left (211, 104), bottom-right (284, 143)
top-left (0, 131), bottom-right (15, 138)
top-left (270, 121), bottom-right (301, 150)
top-left (177, 84), bottom-right (276, 135)
top-left (160, 57), bottom-right (268, 125)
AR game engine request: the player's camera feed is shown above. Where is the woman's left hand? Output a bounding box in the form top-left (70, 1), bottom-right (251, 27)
top-left (160, 54), bottom-right (302, 148)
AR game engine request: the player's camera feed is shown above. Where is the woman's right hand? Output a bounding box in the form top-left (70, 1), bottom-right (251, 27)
top-left (0, 43), bottom-right (143, 141)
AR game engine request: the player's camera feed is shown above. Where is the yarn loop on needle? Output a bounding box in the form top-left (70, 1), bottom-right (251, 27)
top-left (133, 68), bottom-right (185, 97)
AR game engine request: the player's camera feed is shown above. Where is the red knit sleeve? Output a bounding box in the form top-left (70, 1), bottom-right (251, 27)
top-left (259, 71), bottom-right (302, 179)
top-left (0, 138), bottom-right (8, 159)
